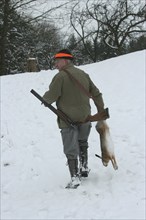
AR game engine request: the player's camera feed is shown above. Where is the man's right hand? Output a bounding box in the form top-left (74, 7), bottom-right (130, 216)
top-left (84, 108), bottom-right (109, 122)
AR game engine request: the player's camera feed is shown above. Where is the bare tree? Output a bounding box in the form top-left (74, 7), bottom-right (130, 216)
top-left (70, 0), bottom-right (146, 61)
top-left (70, 1), bottom-right (103, 62)
top-left (89, 0), bottom-right (146, 53)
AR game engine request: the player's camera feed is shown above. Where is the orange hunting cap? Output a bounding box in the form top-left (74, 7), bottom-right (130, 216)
top-left (54, 49), bottom-right (74, 60)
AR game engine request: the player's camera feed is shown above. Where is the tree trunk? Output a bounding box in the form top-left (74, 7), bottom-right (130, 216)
top-left (0, 0), bottom-right (10, 75)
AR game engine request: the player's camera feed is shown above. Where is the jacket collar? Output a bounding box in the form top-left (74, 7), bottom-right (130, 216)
top-left (61, 62), bottom-right (74, 71)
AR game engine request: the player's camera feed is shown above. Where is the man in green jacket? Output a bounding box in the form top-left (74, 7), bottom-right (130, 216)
top-left (43, 49), bottom-right (106, 188)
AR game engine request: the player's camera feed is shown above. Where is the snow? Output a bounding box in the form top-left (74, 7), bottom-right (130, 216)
top-left (1, 50), bottom-right (145, 220)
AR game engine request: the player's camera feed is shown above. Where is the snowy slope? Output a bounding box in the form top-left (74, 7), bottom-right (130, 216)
top-left (1, 50), bottom-right (145, 220)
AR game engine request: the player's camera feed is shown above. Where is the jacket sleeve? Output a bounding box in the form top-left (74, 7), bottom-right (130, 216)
top-left (43, 73), bottom-right (63, 104)
top-left (88, 76), bottom-right (105, 112)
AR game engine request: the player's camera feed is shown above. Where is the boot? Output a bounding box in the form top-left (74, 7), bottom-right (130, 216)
top-left (79, 146), bottom-right (89, 177)
top-left (67, 159), bottom-right (81, 188)
top-left (68, 159), bottom-right (78, 177)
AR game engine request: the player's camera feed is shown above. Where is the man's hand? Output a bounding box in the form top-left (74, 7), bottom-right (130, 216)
top-left (41, 102), bottom-right (47, 107)
top-left (41, 99), bottom-right (49, 107)
top-left (84, 108), bottom-right (109, 122)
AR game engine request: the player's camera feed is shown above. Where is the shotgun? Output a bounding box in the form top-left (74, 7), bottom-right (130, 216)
top-left (30, 89), bottom-right (109, 126)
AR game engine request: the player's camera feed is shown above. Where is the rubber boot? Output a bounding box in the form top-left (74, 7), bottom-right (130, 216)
top-left (67, 159), bottom-right (80, 188)
top-left (68, 159), bottom-right (78, 177)
top-left (79, 146), bottom-right (89, 177)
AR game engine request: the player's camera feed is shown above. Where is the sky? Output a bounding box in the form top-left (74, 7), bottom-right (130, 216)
top-left (1, 50), bottom-right (146, 219)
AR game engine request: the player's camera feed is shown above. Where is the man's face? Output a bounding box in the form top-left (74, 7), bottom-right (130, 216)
top-left (54, 58), bottom-right (68, 70)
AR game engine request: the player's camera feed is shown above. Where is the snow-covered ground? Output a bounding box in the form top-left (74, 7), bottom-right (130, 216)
top-left (1, 50), bottom-right (145, 219)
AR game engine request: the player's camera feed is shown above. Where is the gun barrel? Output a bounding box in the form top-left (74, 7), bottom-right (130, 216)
top-left (30, 89), bottom-right (74, 127)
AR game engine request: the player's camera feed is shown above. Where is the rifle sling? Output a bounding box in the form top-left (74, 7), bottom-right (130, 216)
top-left (63, 69), bottom-right (96, 103)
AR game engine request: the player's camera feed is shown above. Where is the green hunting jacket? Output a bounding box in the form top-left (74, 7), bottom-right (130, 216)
top-left (43, 63), bottom-right (104, 128)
